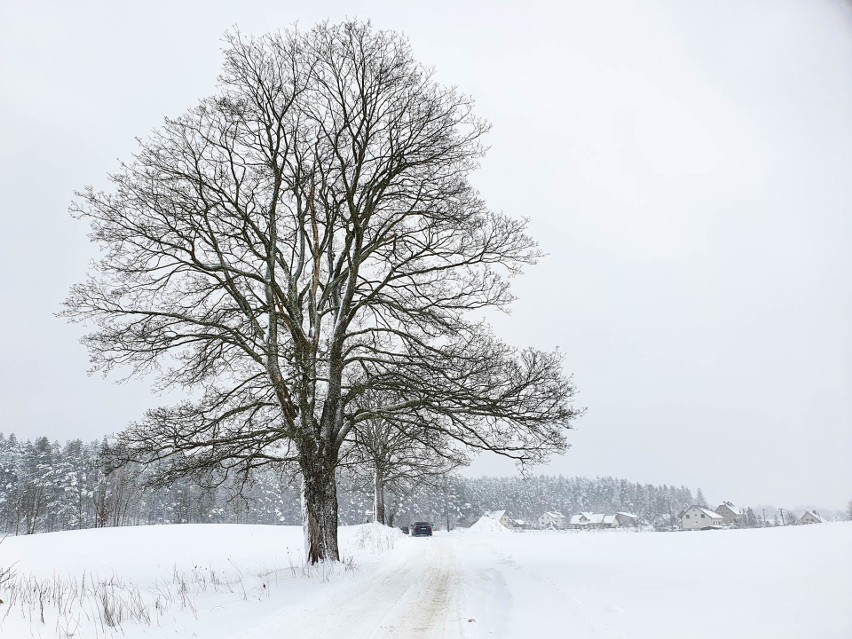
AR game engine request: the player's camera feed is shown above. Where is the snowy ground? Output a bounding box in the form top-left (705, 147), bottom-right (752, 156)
top-left (1, 521), bottom-right (850, 638)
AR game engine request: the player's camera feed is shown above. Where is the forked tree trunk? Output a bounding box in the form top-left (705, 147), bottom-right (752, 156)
top-left (300, 452), bottom-right (340, 564)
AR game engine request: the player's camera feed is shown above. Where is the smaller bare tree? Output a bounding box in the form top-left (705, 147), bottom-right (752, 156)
top-left (343, 399), bottom-right (467, 525)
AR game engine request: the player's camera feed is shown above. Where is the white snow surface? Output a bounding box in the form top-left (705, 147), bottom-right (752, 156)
top-left (1, 521), bottom-right (850, 638)
top-left (467, 512), bottom-right (511, 534)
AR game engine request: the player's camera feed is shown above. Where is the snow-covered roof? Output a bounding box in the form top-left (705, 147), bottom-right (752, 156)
top-left (486, 510), bottom-right (506, 520)
top-left (681, 506), bottom-right (723, 520)
top-left (615, 512), bottom-right (638, 519)
top-left (602, 515), bottom-right (616, 525)
top-left (570, 513), bottom-right (607, 525)
top-left (801, 510), bottom-right (826, 523)
top-left (540, 511), bottom-right (565, 519)
top-left (693, 506), bottom-right (723, 519)
top-left (717, 501), bottom-right (743, 515)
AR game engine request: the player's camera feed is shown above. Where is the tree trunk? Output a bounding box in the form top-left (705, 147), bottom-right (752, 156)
top-left (300, 452), bottom-right (340, 564)
top-left (374, 467), bottom-right (386, 525)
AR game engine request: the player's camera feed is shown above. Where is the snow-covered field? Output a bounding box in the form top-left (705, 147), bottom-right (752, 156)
top-left (1, 521), bottom-right (850, 638)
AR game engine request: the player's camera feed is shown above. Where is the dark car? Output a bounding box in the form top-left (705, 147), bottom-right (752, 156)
top-left (400, 526), bottom-right (409, 535)
top-left (411, 521), bottom-right (433, 537)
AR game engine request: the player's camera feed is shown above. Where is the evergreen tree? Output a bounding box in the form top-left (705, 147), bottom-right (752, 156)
top-left (0, 432), bottom-right (708, 535)
top-left (745, 507), bottom-right (759, 528)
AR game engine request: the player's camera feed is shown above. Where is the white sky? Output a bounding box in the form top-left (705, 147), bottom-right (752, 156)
top-left (1, 0), bottom-right (850, 509)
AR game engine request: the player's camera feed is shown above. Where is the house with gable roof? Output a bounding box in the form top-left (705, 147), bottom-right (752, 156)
top-left (798, 510), bottom-right (826, 525)
top-left (538, 511), bottom-right (567, 529)
top-left (489, 510), bottom-right (514, 529)
top-left (715, 501), bottom-right (744, 526)
top-left (569, 512), bottom-right (620, 529)
top-left (680, 505), bottom-right (724, 530)
top-left (615, 512), bottom-right (640, 527)
top-left (569, 512), bottom-right (597, 528)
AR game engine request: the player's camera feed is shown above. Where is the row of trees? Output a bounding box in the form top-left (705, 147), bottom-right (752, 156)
top-left (0, 433), bottom-right (698, 534)
top-left (61, 20), bottom-right (580, 563)
top-left (0, 435), bottom-right (135, 534)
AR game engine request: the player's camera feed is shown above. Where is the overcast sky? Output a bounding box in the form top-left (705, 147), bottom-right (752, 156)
top-left (1, 0), bottom-right (850, 510)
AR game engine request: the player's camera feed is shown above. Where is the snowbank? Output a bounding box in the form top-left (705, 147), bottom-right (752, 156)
top-left (467, 512), bottom-right (512, 534)
top-left (351, 521), bottom-right (404, 553)
top-left (0, 523), bottom-right (396, 638)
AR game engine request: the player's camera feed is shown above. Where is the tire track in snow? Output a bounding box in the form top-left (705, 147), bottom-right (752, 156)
top-left (238, 535), bottom-right (466, 639)
top-left (377, 540), bottom-right (463, 638)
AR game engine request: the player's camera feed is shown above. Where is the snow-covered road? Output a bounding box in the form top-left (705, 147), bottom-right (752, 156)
top-left (241, 530), bottom-right (657, 638)
top-left (237, 532), bottom-right (575, 639)
top-left (238, 535), bottom-right (469, 638)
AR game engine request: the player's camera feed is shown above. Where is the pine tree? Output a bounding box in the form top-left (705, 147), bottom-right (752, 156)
top-left (745, 507), bottom-right (758, 528)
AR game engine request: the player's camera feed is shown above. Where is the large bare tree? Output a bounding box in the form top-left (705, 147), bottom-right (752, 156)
top-left (63, 21), bottom-right (581, 563)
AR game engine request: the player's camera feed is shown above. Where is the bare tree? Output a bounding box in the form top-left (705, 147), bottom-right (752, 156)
top-left (343, 394), bottom-right (468, 525)
top-left (63, 21), bottom-right (581, 563)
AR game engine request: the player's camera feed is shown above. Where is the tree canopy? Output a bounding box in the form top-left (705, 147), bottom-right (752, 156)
top-left (63, 21), bottom-right (581, 563)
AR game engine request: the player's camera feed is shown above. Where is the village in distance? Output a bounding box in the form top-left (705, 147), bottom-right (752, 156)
top-left (481, 500), bottom-right (833, 533)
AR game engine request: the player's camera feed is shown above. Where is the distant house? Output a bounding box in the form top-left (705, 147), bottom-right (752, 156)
top-left (798, 510), bottom-right (826, 525)
top-left (680, 505), bottom-right (724, 530)
top-left (615, 512), bottom-right (640, 527)
top-left (569, 512), bottom-right (618, 529)
top-left (538, 511), bottom-right (567, 529)
top-left (569, 512), bottom-right (595, 528)
top-left (484, 510), bottom-right (513, 529)
top-left (715, 501), bottom-right (744, 526)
